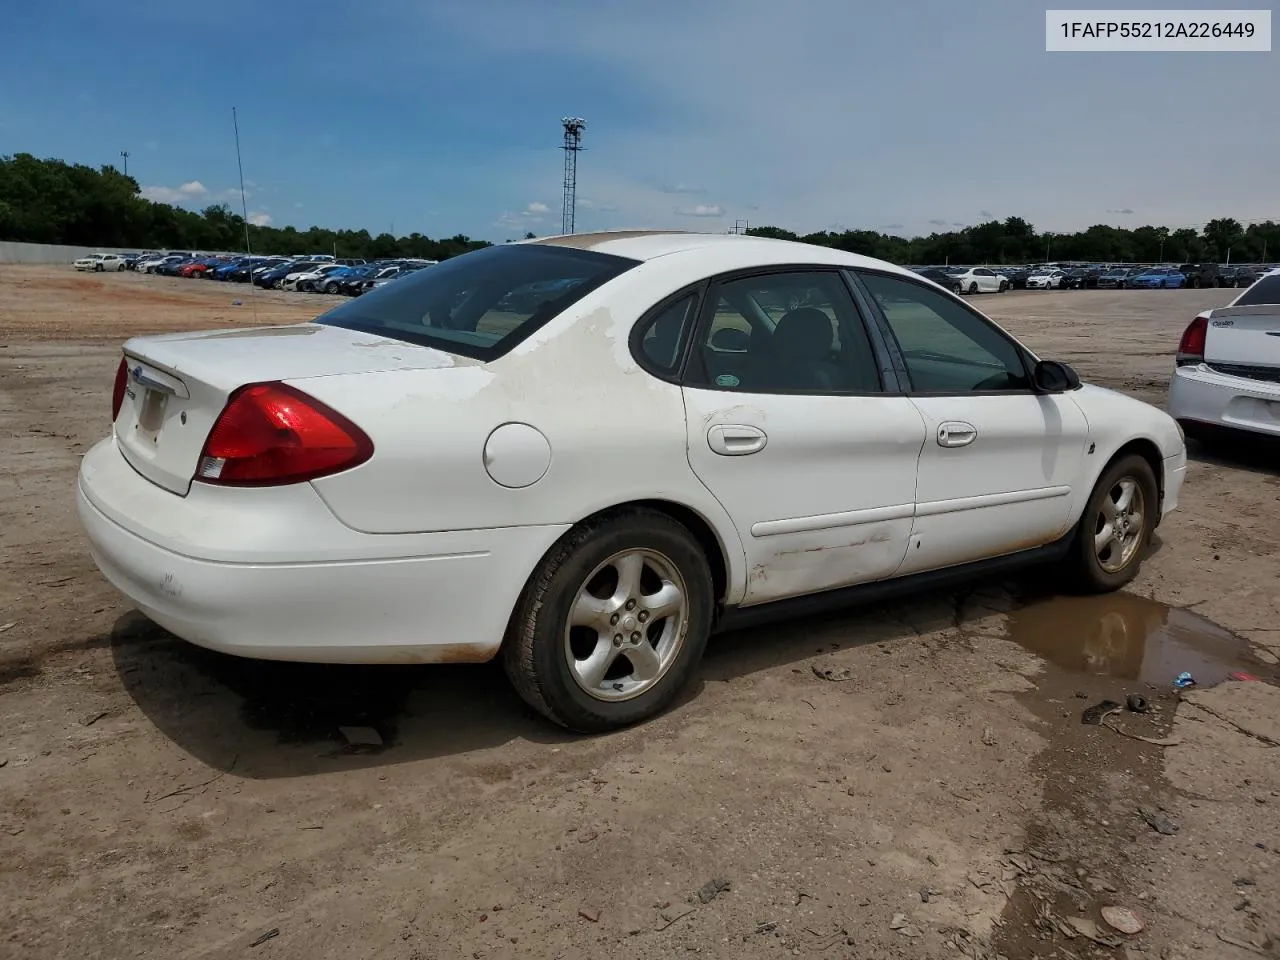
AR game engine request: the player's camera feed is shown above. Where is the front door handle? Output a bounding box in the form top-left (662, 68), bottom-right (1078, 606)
top-left (708, 424), bottom-right (767, 456)
top-left (937, 421), bottom-right (977, 447)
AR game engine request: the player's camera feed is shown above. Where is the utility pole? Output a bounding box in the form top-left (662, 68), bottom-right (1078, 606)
top-left (119, 150), bottom-right (130, 178)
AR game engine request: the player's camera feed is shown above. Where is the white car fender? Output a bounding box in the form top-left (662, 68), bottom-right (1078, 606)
top-left (1065, 383), bottom-right (1185, 520)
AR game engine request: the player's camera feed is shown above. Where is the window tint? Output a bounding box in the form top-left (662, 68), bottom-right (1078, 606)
top-left (686, 271), bottom-right (881, 394)
top-left (317, 244), bottom-right (639, 360)
top-left (1235, 274), bottom-right (1280, 306)
top-left (637, 294), bottom-right (698, 373)
top-left (859, 271), bottom-right (1030, 393)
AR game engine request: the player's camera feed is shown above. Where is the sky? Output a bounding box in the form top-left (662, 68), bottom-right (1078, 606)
top-left (2, 0), bottom-right (1277, 242)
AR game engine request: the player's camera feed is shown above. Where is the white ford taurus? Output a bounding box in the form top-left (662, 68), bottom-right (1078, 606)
top-left (78, 231), bottom-right (1187, 731)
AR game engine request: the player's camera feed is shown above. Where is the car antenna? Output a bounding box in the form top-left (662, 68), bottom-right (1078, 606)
top-left (232, 106), bottom-right (259, 327)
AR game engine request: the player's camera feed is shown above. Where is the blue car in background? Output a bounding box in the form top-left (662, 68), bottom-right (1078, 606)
top-left (1126, 266), bottom-right (1186, 289)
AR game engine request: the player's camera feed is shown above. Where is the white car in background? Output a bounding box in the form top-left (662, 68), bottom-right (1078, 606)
top-left (283, 263), bottom-right (346, 292)
top-left (74, 253), bottom-right (127, 272)
top-left (77, 231), bottom-right (1186, 732)
top-left (1026, 268), bottom-right (1066, 289)
top-left (945, 266), bottom-right (1007, 294)
top-left (1169, 269), bottom-right (1280, 441)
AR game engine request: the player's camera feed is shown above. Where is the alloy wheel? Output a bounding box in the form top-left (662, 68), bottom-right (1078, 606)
top-left (563, 549), bottom-right (688, 702)
top-left (1093, 477), bottom-right (1146, 574)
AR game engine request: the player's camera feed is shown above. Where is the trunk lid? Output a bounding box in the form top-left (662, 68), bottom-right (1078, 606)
top-left (1203, 304), bottom-right (1280, 370)
top-left (114, 322), bottom-right (477, 495)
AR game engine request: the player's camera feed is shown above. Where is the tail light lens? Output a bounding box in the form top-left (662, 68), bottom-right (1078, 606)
top-left (195, 383), bottom-right (373, 486)
top-left (111, 357), bottom-right (128, 421)
top-left (1176, 315), bottom-right (1208, 367)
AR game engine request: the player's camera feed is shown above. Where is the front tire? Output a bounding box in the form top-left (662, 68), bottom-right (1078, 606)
top-left (1066, 454), bottom-right (1158, 593)
top-left (503, 509), bottom-right (714, 733)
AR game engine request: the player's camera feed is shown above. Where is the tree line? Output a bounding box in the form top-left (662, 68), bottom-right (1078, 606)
top-left (746, 215), bottom-right (1277, 265)
top-left (2, 152), bottom-right (1276, 266)
top-left (0, 153), bottom-right (491, 262)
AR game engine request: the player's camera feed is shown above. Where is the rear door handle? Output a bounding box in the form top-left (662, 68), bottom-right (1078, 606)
top-left (708, 424), bottom-right (767, 456)
top-left (937, 421), bottom-right (977, 447)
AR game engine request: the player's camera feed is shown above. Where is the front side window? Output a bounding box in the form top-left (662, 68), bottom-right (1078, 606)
top-left (859, 271), bottom-right (1031, 393)
top-left (317, 244), bottom-right (639, 360)
top-left (685, 271), bottom-right (881, 394)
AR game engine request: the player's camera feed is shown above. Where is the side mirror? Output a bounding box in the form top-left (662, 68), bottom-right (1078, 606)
top-left (1033, 359), bottom-right (1081, 393)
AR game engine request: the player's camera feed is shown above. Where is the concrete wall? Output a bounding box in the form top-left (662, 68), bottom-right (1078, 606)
top-left (0, 241), bottom-right (144, 264)
top-left (0, 241), bottom-right (240, 264)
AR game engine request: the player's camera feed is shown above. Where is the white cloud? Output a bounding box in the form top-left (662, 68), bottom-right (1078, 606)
top-left (577, 197), bottom-right (620, 213)
top-left (294, 202), bottom-right (305, 209)
top-left (526, 201), bottom-right (549, 215)
top-left (675, 204), bottom-right (724, 218)
top-left (140, 180), bottom-right (209, 204)
top-left (660, 183), bottom-right (704, 194)
top-left (247, 212), bottom-right (273, 226)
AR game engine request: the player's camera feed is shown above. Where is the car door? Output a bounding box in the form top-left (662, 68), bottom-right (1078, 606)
top-left (677, 268), bottom-right (927, 606)
top-left (975, 268), bottom-right (997, 293)
top-left (853, 269), bottom-right (1089, 576)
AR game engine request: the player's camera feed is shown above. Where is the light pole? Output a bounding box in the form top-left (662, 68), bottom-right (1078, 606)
top-left (119, 150), bottom-right (130, 178)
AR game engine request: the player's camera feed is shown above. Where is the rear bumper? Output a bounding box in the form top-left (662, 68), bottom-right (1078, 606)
top-left (76, 438), bottom-right (569, 663)
top-left (1169, 364), bottom-right (1280, 439)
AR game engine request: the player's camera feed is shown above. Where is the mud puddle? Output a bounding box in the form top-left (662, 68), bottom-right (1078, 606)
top-left (1005, 590), bottom-right (1272, 687)
top-left (987, 591), bottom-right (1273, 958)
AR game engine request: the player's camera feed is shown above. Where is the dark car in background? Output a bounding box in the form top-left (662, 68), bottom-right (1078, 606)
top-left (1097, 266), bottom-right (1141, 289)
top-left (1061, 267), bottom-right (1102, 289)
top-left (254, 259), bottom-right (323, 289)
top-left (1177, 263), bottom-right (1223, 289)
top-left (913, 267), bottom-right (963, 291)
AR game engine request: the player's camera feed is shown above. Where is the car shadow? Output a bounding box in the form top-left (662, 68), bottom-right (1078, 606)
top-left (1186, 435), bottom-right (1280, 476)
top-left (112, 557), bottom-right (1111, 780)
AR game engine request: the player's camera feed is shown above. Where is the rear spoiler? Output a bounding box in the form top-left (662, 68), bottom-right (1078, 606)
top-left (1205, 304), bottom-right (1280, 321)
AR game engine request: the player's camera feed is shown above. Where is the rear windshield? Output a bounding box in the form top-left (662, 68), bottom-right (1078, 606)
top-left (1234, 274), bottom-right (1280, 306)
top-left (317, 243), bottom-right (640, 360)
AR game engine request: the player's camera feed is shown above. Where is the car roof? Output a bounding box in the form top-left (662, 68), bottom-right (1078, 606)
top-left (525, 230), bottom-right (917, 277)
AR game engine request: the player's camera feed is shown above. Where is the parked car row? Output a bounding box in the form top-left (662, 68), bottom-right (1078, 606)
top-left (910, 261), bottom-right (1278, 293)
top-left (81, 251), bottom-right (440, 297)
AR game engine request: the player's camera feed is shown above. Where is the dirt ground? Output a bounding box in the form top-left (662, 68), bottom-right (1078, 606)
top-left (2, 264), bottom-right (1278, 960)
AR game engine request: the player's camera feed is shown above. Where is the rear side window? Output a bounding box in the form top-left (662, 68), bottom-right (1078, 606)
top-left (1234, 274), bottom-right (1280, 306)
top-left (636, 294), bottom-right (699, 374)
top-left (317, 244), bottom-right (639, 360)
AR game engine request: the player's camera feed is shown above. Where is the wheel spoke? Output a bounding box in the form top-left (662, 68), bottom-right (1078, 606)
top-left (1128, 511), bottom-right (1143, 533)
top-left (575, 637), bottom-right (621, 690)
top-left (1101, 497), bottom-right (1117, 521)
top-left (1115, 480), bottom-right (1136, 513)
top-left (571, 593), bottom-right (611, 627)
top-left (626, 641), bottom-right (662, 682)
top-left (642, 581), bottom-right (684, 621)
top-left (1094, 523), bottom-right (1116, 554)
top-left (611, 552), bottom-right (645, 602)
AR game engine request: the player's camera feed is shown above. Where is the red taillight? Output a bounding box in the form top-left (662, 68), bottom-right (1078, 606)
top-left (195, 383), bottom-right (373, 486)
top-left (1176, 315), bottom-right (1208, 367)
top-left (111, 358), bottom-right (128, 421)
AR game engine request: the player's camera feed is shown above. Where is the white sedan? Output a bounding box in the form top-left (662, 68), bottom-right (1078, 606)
top-left (1169, 269), bottom-right (1280, 441)
top-left (74, 253), bottom-right (127, 272)
top-left (1026, 269), bottom-right (1066, 289)
top-left (945, 266), bottom-right (1007, 294)
top-left (78, 232), bottom-right (1186, 731)
top-left (282, 263), bottom-right (347, 292)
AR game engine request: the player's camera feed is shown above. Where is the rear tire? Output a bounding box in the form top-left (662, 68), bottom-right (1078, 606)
top-left (502, 509), bottom-right (714, 733)
top-left (1065, 454), bottom-right (1158, 593)
top-left (968, 282), bottom-right (978, 294)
